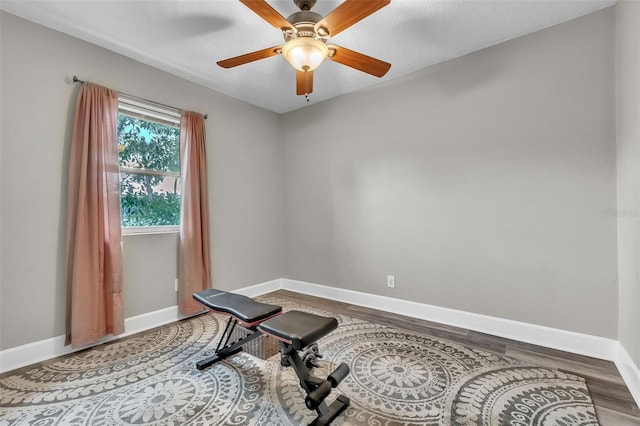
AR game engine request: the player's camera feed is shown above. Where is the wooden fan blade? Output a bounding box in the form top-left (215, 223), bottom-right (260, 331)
top-left (240, 0), bottom-right (292, 30)
top-left (217, 46), bottom-right (282, 68)
top-left (327, 45), bottom-right (391, 77)
top-left (315, 0), bottom-right (390, 37)
top-left (296, 70), bottom-right (313, 95)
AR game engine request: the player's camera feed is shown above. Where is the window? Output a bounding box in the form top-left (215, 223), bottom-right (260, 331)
top-left (117, 96), bottom-right (181, 233)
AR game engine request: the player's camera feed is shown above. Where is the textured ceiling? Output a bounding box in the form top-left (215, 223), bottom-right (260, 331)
top-left (1, 0), bottom-right (616, 113)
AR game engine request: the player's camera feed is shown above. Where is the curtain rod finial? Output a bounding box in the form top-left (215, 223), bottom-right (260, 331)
top-left (204, 114), bottom-right (208, 120)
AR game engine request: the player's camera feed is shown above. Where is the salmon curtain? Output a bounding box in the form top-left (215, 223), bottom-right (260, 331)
top-left (66, 83), bottom-right (124, 348)
top-left (178, 111), bottom-right (211, 315)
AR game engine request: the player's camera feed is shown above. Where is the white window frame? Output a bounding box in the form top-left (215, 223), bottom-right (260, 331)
top-left (122, 226), bottom-right (180, 235)
top-left (118, 95), bottom-right (182, 235)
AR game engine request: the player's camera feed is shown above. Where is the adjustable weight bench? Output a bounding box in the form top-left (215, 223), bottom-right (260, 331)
top-left (193, 289), bottom-right (351, 426)
top-left (193, 289), bottom-right (282, 370)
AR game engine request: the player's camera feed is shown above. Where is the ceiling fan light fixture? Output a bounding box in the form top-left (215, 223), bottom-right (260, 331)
top-left (282, 37), bottom-right (328, 72)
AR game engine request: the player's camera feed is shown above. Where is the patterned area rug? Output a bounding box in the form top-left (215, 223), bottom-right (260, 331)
top-left (0, 297), bottom-right (600, 425)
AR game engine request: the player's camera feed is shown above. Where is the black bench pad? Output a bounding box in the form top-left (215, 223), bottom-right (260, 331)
top-left (193, 289), bottom-right (282, 324)
top-left (258, 311), bottom-right (338, 350)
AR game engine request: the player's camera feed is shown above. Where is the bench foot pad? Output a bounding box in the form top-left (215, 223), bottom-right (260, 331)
top-left (310, 395), bottom-right (350, 426)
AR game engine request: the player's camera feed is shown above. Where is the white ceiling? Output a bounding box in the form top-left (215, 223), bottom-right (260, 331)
top-left (1, 0), bottom-right (616, 114)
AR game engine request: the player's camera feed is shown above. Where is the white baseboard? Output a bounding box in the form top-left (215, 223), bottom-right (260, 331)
top-left (281, 278), bottom-right (618, 360)
top-left (2, 276), bottom-right (639, 407)
top-left (232, 278), bottom-right (283, 298)
top-left (0, 305), bottom-right (180, 373)
top-left (0, 280), bottom-right (283, 374)
top-left (614, 342), bottom-right (640, 407)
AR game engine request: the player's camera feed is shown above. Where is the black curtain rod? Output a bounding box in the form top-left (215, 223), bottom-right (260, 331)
top-left (72, 75), bottom-right (208, 120)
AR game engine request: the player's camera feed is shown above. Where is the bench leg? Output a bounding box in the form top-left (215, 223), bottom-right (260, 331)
top-left (196, 317), bottom-right (263, 370)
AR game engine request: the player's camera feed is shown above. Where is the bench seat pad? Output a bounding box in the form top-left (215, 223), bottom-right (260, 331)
top-left (258, 310), bottom-right (338, 350)
top-left (193, 289), bottom-right (282, 324)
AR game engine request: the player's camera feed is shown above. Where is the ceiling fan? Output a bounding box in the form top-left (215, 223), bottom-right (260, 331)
top-left (217, 0), bottom-right (392, 100)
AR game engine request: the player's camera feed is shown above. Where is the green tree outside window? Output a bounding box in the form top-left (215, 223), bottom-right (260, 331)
top-left (117, 114), bottom-right (180, 227)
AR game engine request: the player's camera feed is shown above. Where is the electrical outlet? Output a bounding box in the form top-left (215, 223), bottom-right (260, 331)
top-left (174, 279), bottom-right (179, 292)
top-left (387, 275), bottom-right (395, 288)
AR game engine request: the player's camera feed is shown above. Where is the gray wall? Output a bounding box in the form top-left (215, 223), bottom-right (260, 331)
top-left (0, 12), bottom-right (282, 350)
top-left (281, 8), bottom-right (618, 338)
top-left (615, 0), bottom-right (640, 366)
top-left (0, 6), bottom-right (627, 352)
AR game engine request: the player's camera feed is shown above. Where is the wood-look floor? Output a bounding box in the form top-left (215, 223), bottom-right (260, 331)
top-left (263, 290), bottom-right (640, 426)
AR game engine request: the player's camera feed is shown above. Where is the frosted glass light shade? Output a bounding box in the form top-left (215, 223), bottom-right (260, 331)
top-left (282, 37), bottom-right (328, 72)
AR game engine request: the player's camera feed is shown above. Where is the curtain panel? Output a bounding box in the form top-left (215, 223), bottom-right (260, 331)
top-left (179, 111), bottom-right (211, 315)
top-left (66, 83), bottom-right (124, 348)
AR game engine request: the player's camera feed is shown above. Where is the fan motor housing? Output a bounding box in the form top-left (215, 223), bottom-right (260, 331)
top-left (285, 10), bottom-right (324, 40)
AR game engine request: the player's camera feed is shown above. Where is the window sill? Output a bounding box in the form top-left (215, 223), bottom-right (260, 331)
top-left (122, 226), bottom-right (180, 236)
